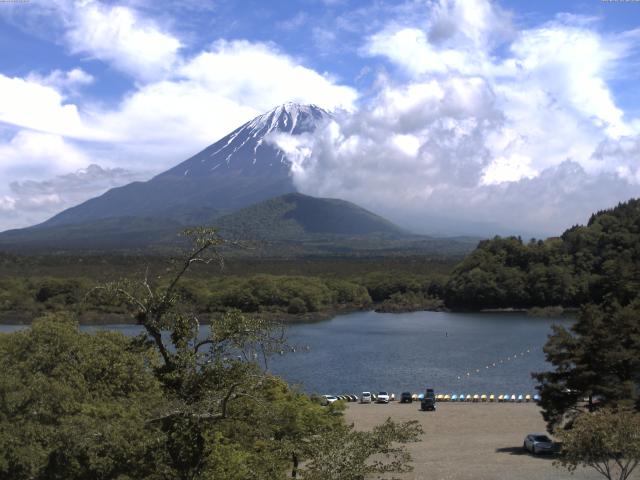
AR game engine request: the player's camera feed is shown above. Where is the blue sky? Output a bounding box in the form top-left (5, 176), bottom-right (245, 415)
top-left (0, 0), bottom-right (639, 235)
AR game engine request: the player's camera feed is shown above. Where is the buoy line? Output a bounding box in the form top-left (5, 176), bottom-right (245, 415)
top-left (455, 348), bottom-right (533, 382)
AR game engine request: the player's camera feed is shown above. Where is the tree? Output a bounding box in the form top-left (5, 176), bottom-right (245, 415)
top-left (0, 313), bottom-right (166, 480)
top-left (533, 300), bottom-right (640, 431)
top-left (556, 408), bottom-right (640, 480)
top-left (300, 418), bottom-right (423, 480)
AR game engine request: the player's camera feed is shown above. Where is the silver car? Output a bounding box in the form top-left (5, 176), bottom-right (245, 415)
top-left (523, 433), bottom-right (555, 454)
top-left (321, 395), bottom-right (339, 406)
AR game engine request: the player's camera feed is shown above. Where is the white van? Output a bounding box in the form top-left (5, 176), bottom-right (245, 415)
top-left (360, 392), bottom-right (372, 403)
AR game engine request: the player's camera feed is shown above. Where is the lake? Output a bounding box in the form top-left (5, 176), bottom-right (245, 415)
top-left (0, 310), bottom-right (570, 396)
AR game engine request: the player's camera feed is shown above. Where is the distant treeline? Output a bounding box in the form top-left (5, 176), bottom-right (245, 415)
top-left (445, 199), bottom-right (640, 309)
top-left (0, 270), bottom-right (449, 322)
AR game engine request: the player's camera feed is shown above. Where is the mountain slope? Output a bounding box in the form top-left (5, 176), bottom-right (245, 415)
top-left (214, 193), bottom-right (407, 241)
top-left (39, 103), bottom-right (330, 228)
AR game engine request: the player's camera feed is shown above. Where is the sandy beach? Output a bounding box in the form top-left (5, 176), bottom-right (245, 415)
top-left (345, 402), bottom-right (608, 480)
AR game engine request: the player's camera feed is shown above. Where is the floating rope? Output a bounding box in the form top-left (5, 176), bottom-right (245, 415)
top-left (455, 349), bottom-right (533, 381)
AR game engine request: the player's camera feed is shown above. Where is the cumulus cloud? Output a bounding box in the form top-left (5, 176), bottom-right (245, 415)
top-left (0, 74), bottom-right (107, 140)
top-left (0, 130), bottom-right (90, 179)
top-left (0, 164), bottom-right (144, 230)
top-left (273, 0), bottom-right (640, 236)
top-left (26, 68), bottom-right (94, 95)
top-left (64, 1), bottom-right (182, 81)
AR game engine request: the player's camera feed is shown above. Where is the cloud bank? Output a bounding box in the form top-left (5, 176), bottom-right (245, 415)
top-left (0, 164), bottom-right (144, 229)
top-left (275, 0), bottom-right (640, 236)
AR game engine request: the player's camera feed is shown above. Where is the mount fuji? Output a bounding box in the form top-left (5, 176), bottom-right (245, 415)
top-left (42, 103), bottom-right (330, 228)
top-left (0, 104), bottom-right (453, 252)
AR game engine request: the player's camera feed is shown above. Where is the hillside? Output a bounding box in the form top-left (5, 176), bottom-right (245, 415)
top-left (214, 193), bottom-right (407, 240)
top-left (0, 192), bottom-right (479, 256)
top-left (444, 198), bottom-right (640, 309)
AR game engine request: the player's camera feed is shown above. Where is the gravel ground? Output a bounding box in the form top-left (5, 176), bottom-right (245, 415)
top-left (344, 402), bottom-right (610, 480)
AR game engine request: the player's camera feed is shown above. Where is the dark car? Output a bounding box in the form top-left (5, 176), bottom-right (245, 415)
top-left (400, 392), bottom-right (413, 403)
top-left (421, 388), bottom-right (436, 411)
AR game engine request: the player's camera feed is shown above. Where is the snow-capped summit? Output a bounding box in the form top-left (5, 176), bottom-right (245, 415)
top-left (38, 104), bottom-right (331, 228)
top-left (153, 103), bottom-right (331, 180)
top-left (246, 103), bottom-right (331, 136)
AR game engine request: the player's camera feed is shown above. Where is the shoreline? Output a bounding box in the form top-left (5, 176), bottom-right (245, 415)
top-left (0, 303), bottom-right (574, 325)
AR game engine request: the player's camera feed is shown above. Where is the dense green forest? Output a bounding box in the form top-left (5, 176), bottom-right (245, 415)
top-left (445, 199), bottom-right (640, 310)
top-left (0, 257), bottom-right (451, 323)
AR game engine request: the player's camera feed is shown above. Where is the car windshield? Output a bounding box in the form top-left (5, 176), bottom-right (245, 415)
top-left (534, 436), bottom-right (551, 442)
top-left (362, 392), bottom-right (371, 396)
top-left (378, 392), bottom-right (388, 395)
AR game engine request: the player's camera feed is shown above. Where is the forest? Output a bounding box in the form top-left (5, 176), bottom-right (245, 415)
top-left (0, 255), bottom-right (452, 323)
top-left (444, 199), bottom-right (640, 310)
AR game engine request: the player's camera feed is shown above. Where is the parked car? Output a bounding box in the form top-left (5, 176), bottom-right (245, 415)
top-left (523, 434), bottom-right (555, 455)
top-left (421, 388), bottom-right (436, 411)
top-left (321, 395), bottom-right (339, 406)
top-left (361, 392), bottom-right (372, 403)
top-left (377, 391), bottom-right (390, 403)
top-left (400, 392), bottom-right (413, 403)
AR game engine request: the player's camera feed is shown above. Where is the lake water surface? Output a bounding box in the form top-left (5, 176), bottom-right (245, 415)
top-left (0, 310), bottom-right (570, 396)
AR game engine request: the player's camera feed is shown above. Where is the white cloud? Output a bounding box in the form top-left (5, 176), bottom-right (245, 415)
top-left (65, 1), bottom-right (182, 81)
top-left (274, 0), bottom-right (640, 236)
top-left (0, 196), bottom-right (16, 213)
top-left (179, 40), bottom-right (356, 112)
top-left (0, 163), bottom-right (144, 230)
top-left (27, 68), bottom-right (94, 94)
top-left (0, 130), bottom-right (89, 179)
top-left (0, 74), bottom-right (106, 139)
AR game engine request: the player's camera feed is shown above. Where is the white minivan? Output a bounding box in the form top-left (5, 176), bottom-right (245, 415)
top-left (360, 392), bottom-right (372, 403)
